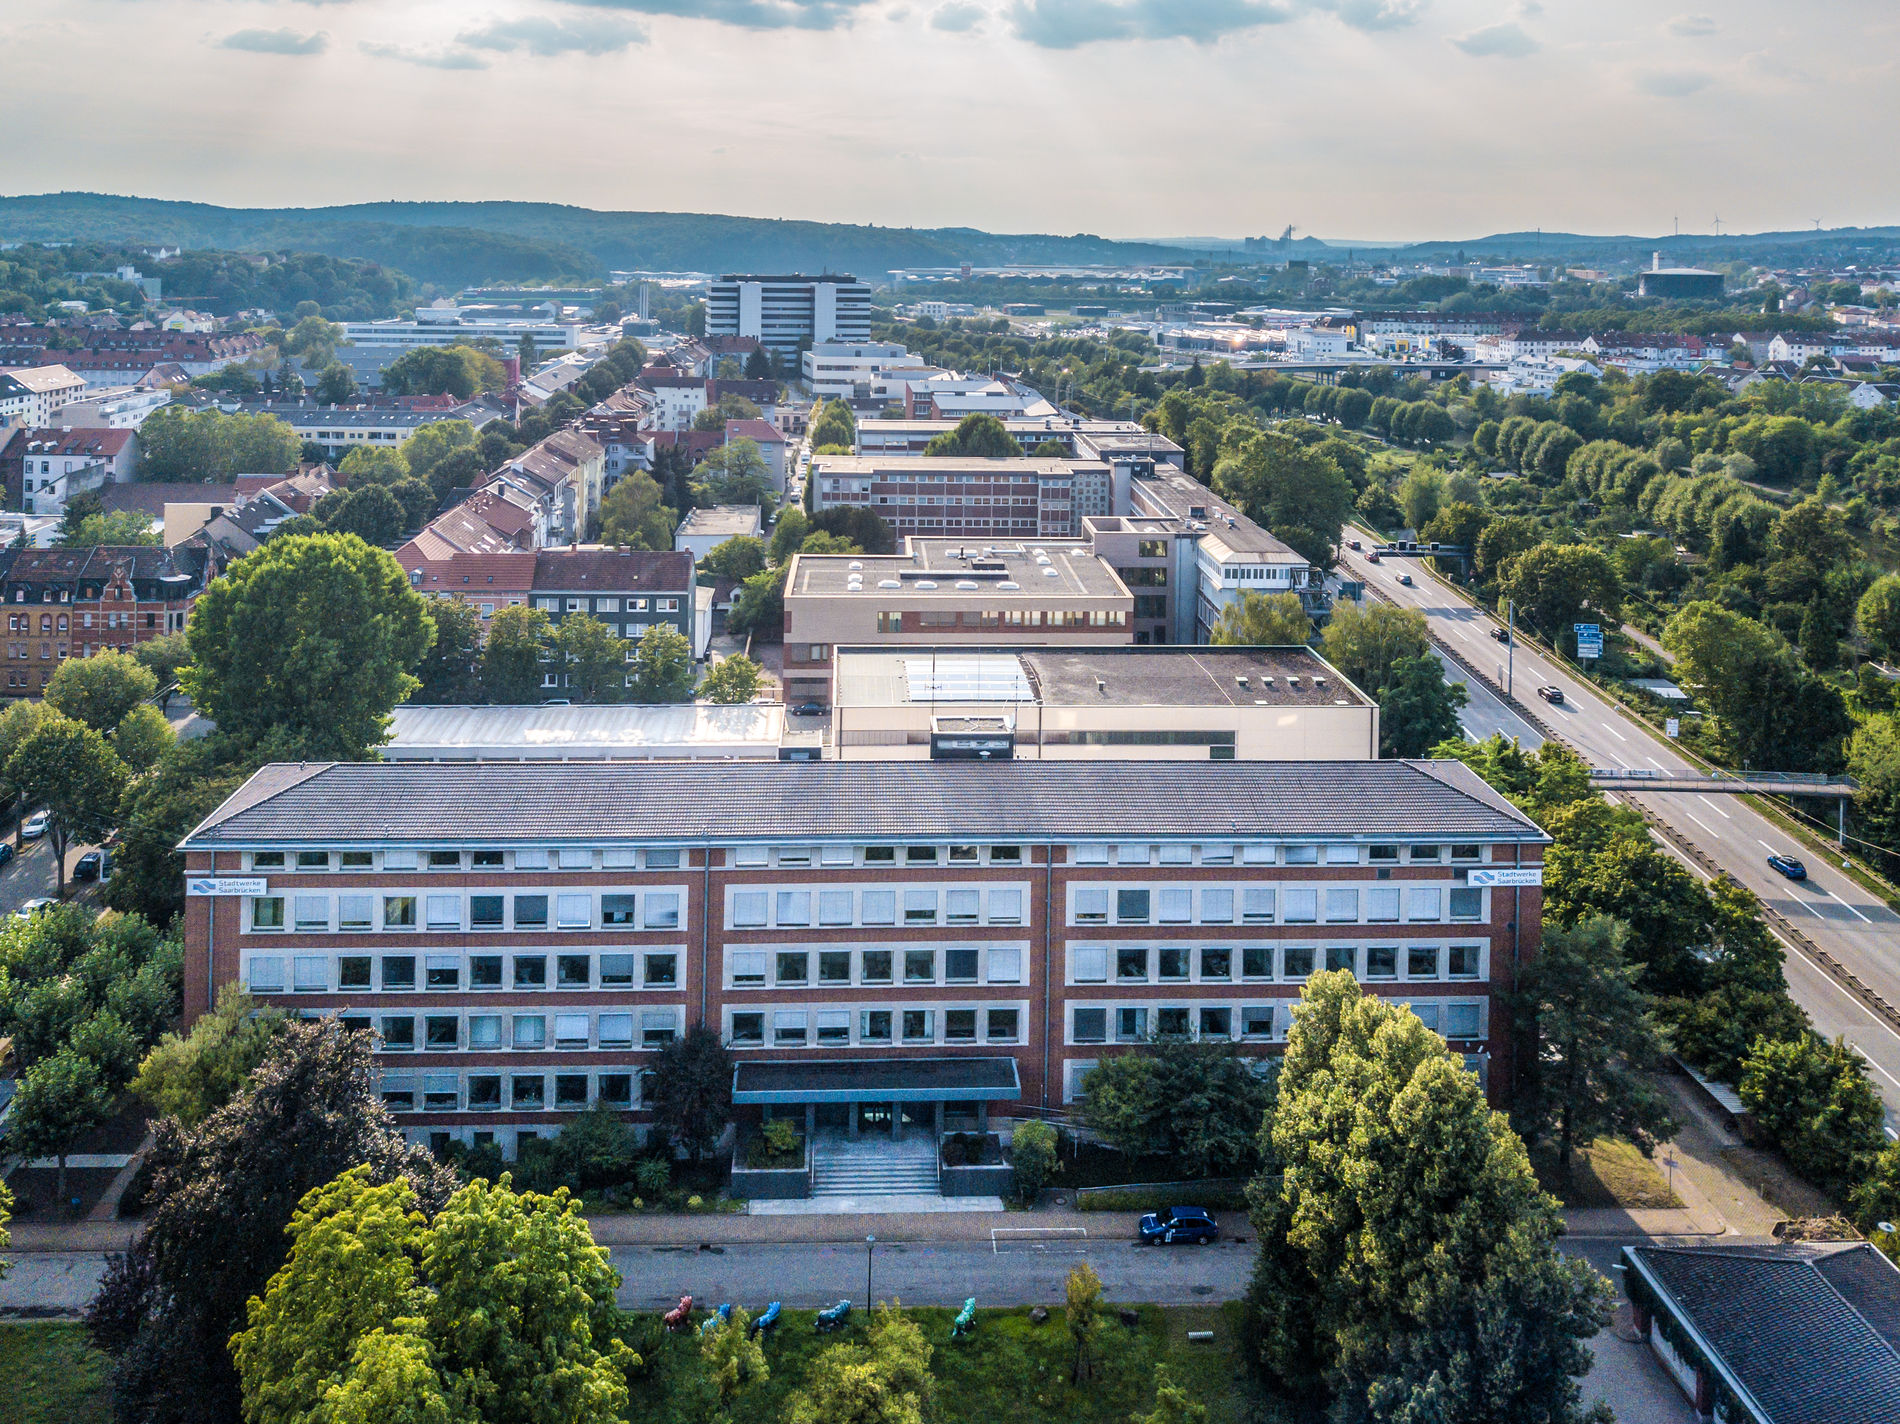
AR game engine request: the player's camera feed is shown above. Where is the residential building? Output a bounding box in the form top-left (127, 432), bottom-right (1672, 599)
top-left (1, 427), bottom-right (140, 514)
top-left (574, 412), bottom-right (653, 481)
top-left (637, 372), bottom-right (710, 431)
top-left (402, 551), bottom-right (537, 626)
top-left (828, 645), bottom-right (1377, 761)
top-left (495, 429), bottom-right (606, 547)
top-left (720, 418), bottom-right (788, 492)
top-left (1, 544), bottom-right (204, 696)
top-left (55, 385), bottom-right (171, 430)
top-left (1476, 330), bottom-right (1592, 362)
top-left (780, 539), bottom-right (1135, 707)
top-left (801, 343), bottom-right (933, 400)
top-left (706, 274), bottom-right (873, 357)
top-left (232, 398), bottom-right (498, 462)
top-left (384, 703), bottom-right (785, 760)
top-left (0, 365), bottom-right (88, 428)
top-left (177, 757), bottom-right (1547, 1159)
top-left (673, 505), bottom-right (763, 562)
top-left (1621, 1240), bottom-right (1900, 1421)
top-left (809, 455), bottom-right (1116, 541)
top-left (530, 547), bottom-right (697, 678)
top-left (397, 488), bottom-right (539, 564)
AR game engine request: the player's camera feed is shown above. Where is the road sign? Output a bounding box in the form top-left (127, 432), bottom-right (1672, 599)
top-left (1467, 867), bottom-right (1544, 887)
top-left (1574, 622), bottom-right (1603, 660)
top-left (186, 877), bottom-right (267, 896)
top-left (1665, 718), bottom-right (1680, 739)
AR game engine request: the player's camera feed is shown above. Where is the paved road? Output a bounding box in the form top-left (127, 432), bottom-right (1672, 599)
top-left (0, 825), bottom-right (75, 916)
top-left (1339, 538), bottom-right (1900, 1115)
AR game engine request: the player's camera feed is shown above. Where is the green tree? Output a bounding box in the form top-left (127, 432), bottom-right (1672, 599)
top-left (335, 445), bottom-right (410, 488)
top-left (1209, 590), bottom-right (1311, 645)
top-left (808, 400), bottom-right (857, 452)
top-left (1858, 574), bottom-right (1900, 658)
top-left (1498, 542), bottom-right (1623, 643)
top-left (314, 364), bottom-right (357, 404)
top-left (315, 485), bottom-right (406, 546)
top-left (7, 715), bottom-right (128, 896)
top-left (553, 614), bottom-right (632, 703)
top-left (1065, 1262), bottom-right (1104, 1386)
top-left (481, 604), bottom-right (551, 705)
top-left (56, 509), bottom-right (162, 547)
top-left (131, 630), bottom-right (191, 690)
top-left (1248, 971), bottom-right (1611, 1420)
top-left (10, 1048), bottom-right (112, 1202)
top-left (137, 406), bottom-right (300, 481)
top-left (701, 1304), bottom-right (768, 1404)
top-left (644, 1024), bottom-right (731, 1162)
top-left (1660, 875), bottom-right (1811, 1082)
top-left (1320, 598), bottom-right (1431, 694)
top-left (1665, 600), bottom-right (1851, 771)
top-left (692, 392), bottom-right (764, 432)
top-left (1740, 1034), bottom-right (1887, 1199)
top-left (699, 655), bottom-right (763, 705)
top-left (132, 985), bottom-right (286, 1127)
top-left (1009, 1119), bottom-right (1059, 1203)
top-left (1475, 514), bottom-right (1541, 584)
top-left (282, 314), bottom-right (345, 369)
top-left (923, 413), bottom-right (1021, 458)
top-left (1133, 1367), bottom-right (1207, 1424)
top-left (1079, 1038), bottom-right (1275, 1179)
top-left (113, 703), bottom-right (176, 774)
top-left (107, 736), bottom-right (254, 925)
top-left (597, 470), bottom-right (674, 551)
top-left (702, 535), bottom-right (767, 583)
top-left (410, 597), bottom-right (485, 704)
top-left (810, 506), bottom-right (896, 554)
top-left (1377, 653), bottom-right (1468, 758)
top-left (628, 623), bottom-right (694, 703)
top-left (379, 344), bottom-right (504, 399)
top-left (45, 649), bottom-right (158, 732)
top-left (182, 533), bottom-right (435, 759)
top-left (784, 1303), bottom-right (932, 1424)
top-left (726, 564), bottom-right (789, 643)
top-left (768, 508), bottom-right (810, 564)
top-left (1514, 917), bottom-right (1675, 1175)
top-left (1212, 432), bottom-right (1354, 568)
top-left (691, 439), bottom-right (775, 510)
top-left (399, 421), bottom-right (479, 498)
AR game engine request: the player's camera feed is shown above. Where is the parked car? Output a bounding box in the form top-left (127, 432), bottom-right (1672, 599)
top-left (0, 842), bottom-right (13, 869)
top-left (1537, 685), bottom-right (1565, 705)
top-left (1490, 627), bottom-right (1511, 644)
top-left (73, 850), bottom-right (105, 882)
top-left (1138, 1206), bottom-right (1219, 1245)
top-left (14, 897), bottom-right (56, 919)
top-left (19, 811), bottom-right (48, 841)
top-left (789, 702), bottom-right (825, 717)
top-left (1396, 573), bottom-right (1414, 586)
top-left (1767, 854), bottom-right (1808, 881)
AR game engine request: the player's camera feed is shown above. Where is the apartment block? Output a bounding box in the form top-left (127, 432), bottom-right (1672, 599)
top-left (180, 759), bottom-right (1547, 1160)
top-left (809, 455), bottom-right (1114, 541)
top-left (706, 275), bottom-right (872, 358)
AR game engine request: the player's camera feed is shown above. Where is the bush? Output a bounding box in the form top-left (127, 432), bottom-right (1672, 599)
top-left (1011, 1121), bottom-right (1059, 1202)
top-left (1072, 1183), bottom-right (1251, 1214)
top-left (636, 1156), bottom-right (672, 1196)
top-left (764, 1117), bottom-right (800, 1155)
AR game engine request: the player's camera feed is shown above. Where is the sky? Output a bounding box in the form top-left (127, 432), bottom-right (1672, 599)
top-left (4, 0), bottom-right (1896, 243)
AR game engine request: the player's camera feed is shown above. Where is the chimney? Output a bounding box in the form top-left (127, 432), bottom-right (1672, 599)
top-left (1653, 251), bottom-right (1662, 272)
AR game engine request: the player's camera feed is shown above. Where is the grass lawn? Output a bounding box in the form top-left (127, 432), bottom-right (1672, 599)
top-left (1532, 1138), bottom-right (1681, 1210)
top-left (624, 1301), bottom-right (1281, 1424)
top-left (0, 1324), bottom-right (114, 1424)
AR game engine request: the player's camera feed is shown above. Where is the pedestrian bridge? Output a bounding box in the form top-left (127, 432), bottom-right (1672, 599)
top-left (1588, 768), bottom-right (1856, 798)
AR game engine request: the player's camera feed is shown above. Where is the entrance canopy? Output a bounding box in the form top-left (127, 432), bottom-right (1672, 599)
top-left (732, 1056), bottom-right (1021, 1105)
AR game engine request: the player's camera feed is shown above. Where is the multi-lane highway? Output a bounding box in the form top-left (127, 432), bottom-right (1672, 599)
top-left (1336, 535), bottom-right (1900, 1115)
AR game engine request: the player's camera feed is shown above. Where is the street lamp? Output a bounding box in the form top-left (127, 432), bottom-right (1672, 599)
top-left (865, 1234), bottom-right (876, 1309)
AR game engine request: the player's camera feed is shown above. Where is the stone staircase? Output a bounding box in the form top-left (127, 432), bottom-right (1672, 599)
top-left (810, 1134), bottom-right (940, 1198)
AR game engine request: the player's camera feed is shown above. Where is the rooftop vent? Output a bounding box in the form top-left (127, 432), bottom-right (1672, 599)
top-left (955, 580), bottom-right (978, 590)
top-left (916, 579), bottom-right (938, 589)
top-left (1235, 675), bottom-right (1250, 689)
top-left (1095, 678), bottom-right (1107, 694)
top-left (848, 560), bottom-right (864, 570)
top-left (1313, 676), bottom-right (1328, 689)
top-left (878, 579), bottom-right (901, 589)
top-left (997, 581), bottom-right (1020, 590)
top-left (1286, 675), bottom-right (1301, 687)
top-left (1042, 567), bottom-right (1059, 578)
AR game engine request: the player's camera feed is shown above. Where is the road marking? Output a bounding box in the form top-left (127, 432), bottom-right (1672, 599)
top-left (991, 1227), bottom-right (1088, 1255)
top-left (1682, 808), bottom-right (1719, 835)
top-left (1757, 839), bottom-right (1777, 853)
top-left (1696, 796), bottom-right (1731, 820)
top-left (1602, 721), bottom-right (1627, 742)
top-left (1793, 894), bottom-right (1827, 922)
top-left (1644, 755), bottom-right (1667, 771)
top-left (1827, 889), bottom-right (1876, 925)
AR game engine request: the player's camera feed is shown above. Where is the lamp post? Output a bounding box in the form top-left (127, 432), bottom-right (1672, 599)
top-left (865, 1234), bottom-right (876, 1309)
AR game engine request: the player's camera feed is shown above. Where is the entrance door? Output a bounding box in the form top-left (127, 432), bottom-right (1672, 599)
top-left (815, 1103), bottom-right (849, 1132)
top-left (857, 1102), bottom-right (893, 1134)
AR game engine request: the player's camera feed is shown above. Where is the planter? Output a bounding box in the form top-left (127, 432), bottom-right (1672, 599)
top-left (940, 1162), bottom-right (1014, 1196)
top-left (729, 1134), bottom-right (812, 1200)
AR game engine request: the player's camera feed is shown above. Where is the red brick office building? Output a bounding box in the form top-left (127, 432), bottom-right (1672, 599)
top-left (180, 759), bottom-right (1547, 1160)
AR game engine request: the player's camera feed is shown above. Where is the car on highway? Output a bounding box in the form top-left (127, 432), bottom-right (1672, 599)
top-left (14, 897), bottom-right (56, 919)
top-left (789, 701), bottom-right (825, 717)
top-left (1396, 573), bottom-right (1413, 586)
top-left (1365, 550), bottom-right (1380, 564)
top-left (1767, 854), bottom-right (1808, 881)
top-left (73, 850), bottom-right (106, 882)
top-left (1138, 1206), bottom-right (1219, 1245)
top-left (1347, 538), bottom-right (1362, 551)
top-left (19, 811), bottom-right (48, 840)
top-left (1490, 627), bottom-right (1511, 644)
top-left (1537, 685), bottom-right (1565, 705)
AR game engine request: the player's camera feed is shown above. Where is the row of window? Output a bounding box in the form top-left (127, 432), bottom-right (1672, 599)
top-left (725, 1003), bottom-right (1027, 1048)
top-left (249, 889), bottom-right (684, 934)
top-left (1065, 997), bottom-right (1487, 1046)
top-left (246, 949), bottom-right (682, 994)
top-left (250, 848), bottom-right (685, 872)
top-left (350, 1008), bottom-right (682, 1054)
top-left (728, 944), bottom-right (1025, 989)
top-left (1070, 942), bottom-right (1485, 985)
top-left (731, 844), bottom-right (1025, 868)
top-left (379, 1070), bottom-right (639, 1115)
top-left (728, 886), bottom-right (1025, 931)
top-left (1069, 843), bottom-right (1485, 867)
top-left (533, 595), bottom-right (681, 614)
top-left (1069, 884), bottom-right (1484, 927)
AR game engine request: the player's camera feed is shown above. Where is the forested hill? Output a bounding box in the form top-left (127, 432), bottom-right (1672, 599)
top-left (0, 193), bottom-right (1213, 285)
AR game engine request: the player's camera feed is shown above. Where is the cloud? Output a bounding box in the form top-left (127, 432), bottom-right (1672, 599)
top-left (930, 1), bottom-right (985, 30)
top-left (561, 0), bottom-right (877, 30)
top-left (359, 41), bottom-right (490, 69)
top-left (219, 27), bottom-right (328, 55)
top-left (457, 15), bottom-right (648, 54)
top-left (1634, 68), bottom-right (1709, 97)
top-left (1666, 13), bottom-right (1715, 36)
top-left (1452, 21), bottom-right (1536, 57)
top-left (1324, 0), bottom-right (1425, 33)
top-left (1006, 0), bottom-right (1290, 48)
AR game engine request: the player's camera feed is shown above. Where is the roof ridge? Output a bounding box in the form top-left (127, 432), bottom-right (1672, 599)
top-left (1806, 1245), bottom-right (1900, 1370)
top-left (190, 761), bottom-right (337, 840)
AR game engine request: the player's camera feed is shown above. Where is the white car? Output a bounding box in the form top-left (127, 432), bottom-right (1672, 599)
top-left (14, 897), bottom-right (56, 919)
top-left (19, 811), bottom-right (49, 841)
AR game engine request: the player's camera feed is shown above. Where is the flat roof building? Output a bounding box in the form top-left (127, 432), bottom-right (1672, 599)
top-left (706, 275), bottom-right (872, 357)
top-left (828, 644), bottom-right (1377, 761)
top-left (810, 454), bottom-right (1115, 541)
top-left (673, 505), bottom-right (763, 562)
top-left (384, 703), bottom-right (784, 761)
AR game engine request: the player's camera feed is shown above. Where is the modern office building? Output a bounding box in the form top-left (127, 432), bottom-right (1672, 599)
top-left (809, 455), bottom-right (1115, 541)
top-left (705, 275), bottom-right (872, 358)
top-left (1125, 467), bottom-right (1320, 635)
top-left (826, 645), bottom-right (1378, 761)
top-left (181, 758), bottom-right (1547, 1160)
top-left (800, 342), bottom-right (933, 400)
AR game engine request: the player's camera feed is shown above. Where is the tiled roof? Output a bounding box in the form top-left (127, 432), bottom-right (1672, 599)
top-left (403, 551), bottom-right (536, 592)
top-left (2, 427), bottom-right (135, 459)
top-left (723, 417), bottom-right (786, 445)
top-left (182, 758), bottom-right (1549, 847)
top-left (102, 482), bottom-right (242, 518)
top-left (530, 547), bottom-right (692, 592)
top-left (1628, 1242), bottom-right (1900, 1424)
